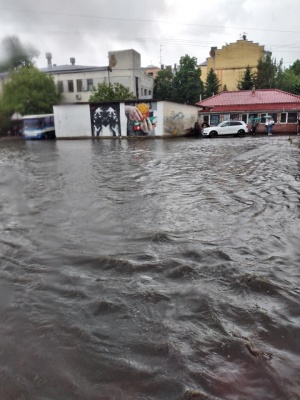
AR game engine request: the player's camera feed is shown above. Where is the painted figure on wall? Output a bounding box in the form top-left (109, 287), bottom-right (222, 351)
top-left (125, 102), bottom-right (157, 136)
top-left (90, 104), bottom-right (121, 137)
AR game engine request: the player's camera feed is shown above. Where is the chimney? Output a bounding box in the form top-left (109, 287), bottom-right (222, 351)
top-left (209, 47), bottom-right (217, 57)
top-left (46, 52), bottom-right (52, 68)
top-left (70, 57), bottom-right (75, 65)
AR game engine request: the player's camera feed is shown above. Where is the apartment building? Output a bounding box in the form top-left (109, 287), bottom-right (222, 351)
top-left (40, 49), bottom-right (154, 103)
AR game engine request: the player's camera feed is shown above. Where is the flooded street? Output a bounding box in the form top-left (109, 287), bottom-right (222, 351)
top-left (0, 136), bottom-right (299, 400)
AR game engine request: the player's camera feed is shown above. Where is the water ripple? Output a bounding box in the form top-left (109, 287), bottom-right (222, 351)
top-left (0, 136), bottom-right (299, 399)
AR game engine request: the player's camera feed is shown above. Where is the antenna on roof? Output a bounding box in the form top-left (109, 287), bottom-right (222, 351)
top-left (160, 45), bottom-right (163, 68)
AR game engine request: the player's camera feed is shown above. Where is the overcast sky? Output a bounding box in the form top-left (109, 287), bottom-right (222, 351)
top-left (0, 0), bottom-right (299, 70)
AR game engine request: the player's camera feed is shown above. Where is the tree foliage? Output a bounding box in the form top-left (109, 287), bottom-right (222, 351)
top-left (249, 55), bottom-right (300, 95)
top-left (289, 60), bottom-right (300, 76)
top-left (237, 65), bottom-right (255, 90)
top-left (0, 36), bottom-right (39, 72)
top-left (204, 68), bottom-right (220, 98)
top-left (0, 66), bottom-right (61, 116)
top-left (153, 68), bottom-right (174, 100)
top-left (89, 81), bottom-right (136, 102)
top-left (276, 60), bottom-right (300, 95)
top-left (172, 55), bottom-right (204, 104)
top-left (253, 53), bottom-right (280, 89)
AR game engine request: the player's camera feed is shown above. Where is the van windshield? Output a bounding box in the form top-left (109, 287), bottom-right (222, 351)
top-left (24, 119), bottom-right (43, 129)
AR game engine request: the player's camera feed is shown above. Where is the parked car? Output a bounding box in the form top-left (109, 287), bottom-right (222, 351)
top-left (202, 121), bottom-right (248, 138)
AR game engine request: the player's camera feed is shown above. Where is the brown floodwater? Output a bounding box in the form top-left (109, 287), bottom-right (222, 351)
top-left (0, 136), bottom-right (299, 400)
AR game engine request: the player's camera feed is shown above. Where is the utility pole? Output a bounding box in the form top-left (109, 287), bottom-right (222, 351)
top-left (160, 45), bottom-right (163, 68)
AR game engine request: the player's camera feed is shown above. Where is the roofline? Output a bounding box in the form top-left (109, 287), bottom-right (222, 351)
top-left (22, 113), bottom-right (54, 119)
top-left (196, 89), bottom-right (300, 106)
top-left (41, 66), bottom-right (109, 74)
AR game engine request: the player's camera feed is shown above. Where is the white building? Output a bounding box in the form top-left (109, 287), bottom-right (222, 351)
top-left (40, 49), bottom-right (154, 103)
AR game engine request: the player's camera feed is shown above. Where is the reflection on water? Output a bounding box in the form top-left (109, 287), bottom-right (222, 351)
top-left (0, 137), bottom-right (300, 400)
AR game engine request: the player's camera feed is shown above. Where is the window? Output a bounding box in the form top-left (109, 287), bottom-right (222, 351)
top-left (148, 90), bottom-right (151, 96)
top-left (242, 114), bottom-right (248, 123)
top-left (44, 116), bottom-right (54, 127)
top-left (260, 114), bottom-right (268, 123)
top-left (280, 113), bottom-right (287, 123)
top-left (230, 113), bottom-right (239, 120)
top-left (270, 113), bottom-right (277, 122)
top-left (68, 80), bottom-right (74, 93)
top-left (249, 113), bottom-right (258, 123)
top-left (87, 79), bottom-right (93, 91)
top-left (76, 79), bottom-right (83, 92)
top-left (210, 115), bottom-right (220, 126)
top-left (57, 81), bottom-right (63, 93)
top-left (288, 112), bottom-right (297, 123)
top-left (144, 89), bottom-right (147, 96)
top-left (230, 121), bottom-right (243, 126)
top-left (261, 113), bottom-right (277, 123)
top-left (203, 116), bottom-right (209, 125)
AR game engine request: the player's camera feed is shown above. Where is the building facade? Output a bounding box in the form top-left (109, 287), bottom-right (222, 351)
top-left (196, 88), bottom-right (300, 134)
top-left (142, 64), bottom-right (161, 79)
top-left (200, 37), bottom-right (268, 91)
top-left (40, 49), bottom-right (154, 103)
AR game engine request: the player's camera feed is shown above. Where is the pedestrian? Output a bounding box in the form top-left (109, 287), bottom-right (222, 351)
top-left (250, 117), bottom-right (259, 134)
top-left (265, 116), bottom-right (275, 135)
top-left (202, 121), bottom-right (210, 129)
top-left (193, 121), bottom-right (201, 135)
top-left (297, 116), bottom-right (300, 136)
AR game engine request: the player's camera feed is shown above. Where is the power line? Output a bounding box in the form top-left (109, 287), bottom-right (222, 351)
top-left (1, 7), bottom-right (300, 34)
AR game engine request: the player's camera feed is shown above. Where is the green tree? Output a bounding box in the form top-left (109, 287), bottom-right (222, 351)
top-left (222, 84), bottom-right (228, 91)
top-left (0, 36), bottom-right (39, 72)
top-left (172, 55), bottom-right (204, 104)
top-left (276, 68), bottom-right (300, 95)
top-left (237, 65), bottom-right (255, 90)
top-left (253, 53), bottom-right (280, 89)
top-left (0, 65), bottom-right (61, 116)
top-left (289, 59), bottom-right (300, 75)
top-left (89, 81), bottom-right (136, 102)
top-left (153, 68), bottom-right (174, 100)
top-left (204, 68), bottom-right (220, 98)
top-left (275, 59), bottom-right (300, 95)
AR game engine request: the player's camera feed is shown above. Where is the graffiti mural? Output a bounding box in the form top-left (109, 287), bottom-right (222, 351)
top-left (125, 102), bottom-right (157, 136)
top-left (163, 102), bottom-right (197, 136)
top-left (90, 104), bottom-right (121, 137)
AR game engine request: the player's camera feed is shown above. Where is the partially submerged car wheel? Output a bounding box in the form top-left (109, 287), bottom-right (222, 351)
top-left (209, 131), bottom-right (218, 138)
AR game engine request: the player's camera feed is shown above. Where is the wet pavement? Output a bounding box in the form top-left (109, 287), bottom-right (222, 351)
top-left (0, 136), bottom-right (299, 400)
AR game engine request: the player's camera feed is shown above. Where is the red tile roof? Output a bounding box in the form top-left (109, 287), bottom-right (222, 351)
top-left (196, 89), bottom-right (300, 112)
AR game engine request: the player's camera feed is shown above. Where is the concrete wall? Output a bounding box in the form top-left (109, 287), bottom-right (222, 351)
top-left (53, 101), bottom-right (198, 138)
top-left (163, 101), bottom-right (198, 136)
top-left (54, 104), bottom-right (91, 138)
